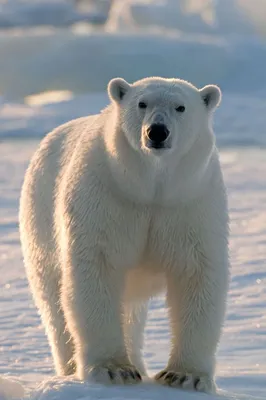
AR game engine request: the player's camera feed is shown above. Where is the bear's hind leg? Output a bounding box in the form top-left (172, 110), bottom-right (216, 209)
top-left (45, 303), bottom-right (76, 376)
top-left (26, 258), bottom-right (76, 376)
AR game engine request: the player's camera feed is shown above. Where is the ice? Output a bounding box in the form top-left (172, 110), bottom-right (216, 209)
top-left (105, 0), bottom-right (254, 35)
top-left (1, 27), bottom-right (266, 101)
top-left (0, 0), bottom-right (108, 29)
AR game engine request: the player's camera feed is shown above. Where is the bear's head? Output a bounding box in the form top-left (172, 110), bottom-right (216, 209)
top-left (108, 76), bottom-right (221, 162)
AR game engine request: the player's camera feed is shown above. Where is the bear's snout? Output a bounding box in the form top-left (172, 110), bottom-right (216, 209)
top-left (146, 124), bottom-right (170, 149)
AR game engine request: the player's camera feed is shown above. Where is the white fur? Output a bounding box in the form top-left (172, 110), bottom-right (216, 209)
top-left (19, 77), bottom-right (229, 393)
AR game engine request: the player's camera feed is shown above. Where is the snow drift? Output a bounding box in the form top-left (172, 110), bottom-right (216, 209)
top-left (0, 375), bottom-right (264, 400)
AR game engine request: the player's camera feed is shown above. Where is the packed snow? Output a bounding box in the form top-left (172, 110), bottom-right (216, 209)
top-left (0, 1), bottom-right (265, 400)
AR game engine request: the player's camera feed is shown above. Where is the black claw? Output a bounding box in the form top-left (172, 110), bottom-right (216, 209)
top-left (108, 370), bottom-right (115, 380)
top-left (135, 371), bottom-right (142, 381)
top-left (170, 374), bottom-right (179, 384)
top-left (194, 377), bottom-right (201, 388)
top-left (156, 370), bottom-right (167, 380)
top-left (129, 370), bottom-right (136, 379)
top-left (156, 370), bottom-right (204, 388)
top-left (165, 372), bottom-right (176, 383)
top-left (179, 375), bottom-right (187, 385)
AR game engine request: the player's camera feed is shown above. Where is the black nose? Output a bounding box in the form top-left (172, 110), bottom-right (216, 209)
top-left (147, 124), bottom-right (169, 146)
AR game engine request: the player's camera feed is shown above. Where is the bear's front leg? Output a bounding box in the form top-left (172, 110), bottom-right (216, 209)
top-left (61, 251), bottom-right (142, 385)
top-left (155, 260), bottom-right (228, 394)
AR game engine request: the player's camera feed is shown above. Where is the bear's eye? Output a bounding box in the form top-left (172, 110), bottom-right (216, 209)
top-left (138, 102), bottom-right (147, 109)
top-left (175, 105), bottom-right (185, 113)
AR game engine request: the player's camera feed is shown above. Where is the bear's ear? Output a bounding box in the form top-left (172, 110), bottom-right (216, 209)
top-left (200, 85), bottom-right (221, 111)
top-left (108, 78), bottom-right (131, 103)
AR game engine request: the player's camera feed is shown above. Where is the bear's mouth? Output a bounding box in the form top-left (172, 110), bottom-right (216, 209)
top-left (146, 139), bottom-right (171, 150)
top-left (149, 141), bottom-right (166, 149)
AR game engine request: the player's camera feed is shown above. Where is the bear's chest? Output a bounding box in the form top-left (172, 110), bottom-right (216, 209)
top-left (144, 206), bottom-right (203, 272)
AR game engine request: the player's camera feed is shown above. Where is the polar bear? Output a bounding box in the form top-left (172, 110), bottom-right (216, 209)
top-left (19, 76), bottom-right (229, 393)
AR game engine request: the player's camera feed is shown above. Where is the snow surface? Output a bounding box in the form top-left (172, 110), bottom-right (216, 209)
top-left (0, 1), bottom-right (266, 399)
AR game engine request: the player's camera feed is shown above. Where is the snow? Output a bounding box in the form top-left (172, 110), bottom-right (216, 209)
top-left (0, 1), bottom-right (266, 400)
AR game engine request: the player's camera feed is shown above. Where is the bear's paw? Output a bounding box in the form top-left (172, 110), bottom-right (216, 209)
top-left (87, 363), bottom-right (142, 385)
top-left (154, 370), bottom-right (216, 393)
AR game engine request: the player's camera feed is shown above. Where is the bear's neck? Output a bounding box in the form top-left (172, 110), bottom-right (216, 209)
top-left (103, 116), bottom-right (217, 206)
